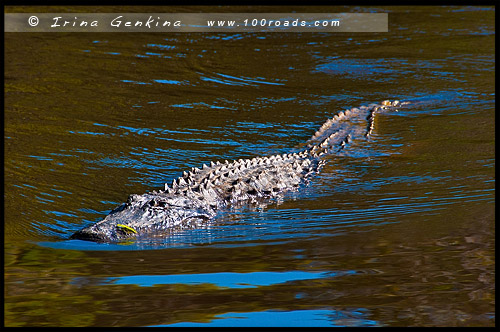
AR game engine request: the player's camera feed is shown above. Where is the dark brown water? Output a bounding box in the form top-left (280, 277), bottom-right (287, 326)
top-left (5, 6), bottom-right (494, 327)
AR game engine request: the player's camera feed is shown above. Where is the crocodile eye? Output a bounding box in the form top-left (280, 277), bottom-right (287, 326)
top-left (147, 199), bottom-right (168, 208)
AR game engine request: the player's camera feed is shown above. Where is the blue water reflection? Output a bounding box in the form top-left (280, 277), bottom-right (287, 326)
top-left (157, 309), bottom-right (380, 327)
top-left (72, 270), bottom-right (356, 289)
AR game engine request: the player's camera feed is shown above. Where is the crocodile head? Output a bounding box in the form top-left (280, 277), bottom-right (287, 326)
top-left (70, 193), bottom-right (215, 243)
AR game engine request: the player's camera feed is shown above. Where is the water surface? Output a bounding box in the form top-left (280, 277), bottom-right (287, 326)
top-left (5, 5), bottom-right (494, 327)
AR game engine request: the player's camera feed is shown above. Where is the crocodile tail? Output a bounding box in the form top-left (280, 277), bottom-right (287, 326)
top-left (305, 100), bottom-right (405, 157)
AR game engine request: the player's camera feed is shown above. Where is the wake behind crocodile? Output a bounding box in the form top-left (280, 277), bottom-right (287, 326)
top-left (71, 100), bottom-right (407, 242)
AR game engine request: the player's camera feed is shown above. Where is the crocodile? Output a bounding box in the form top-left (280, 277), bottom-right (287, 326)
top-left (70, 100), bottom-right (406, 242)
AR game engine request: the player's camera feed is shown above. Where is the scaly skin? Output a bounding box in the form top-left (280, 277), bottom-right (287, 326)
top-left (70, 100), bottom-right (405, 242)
